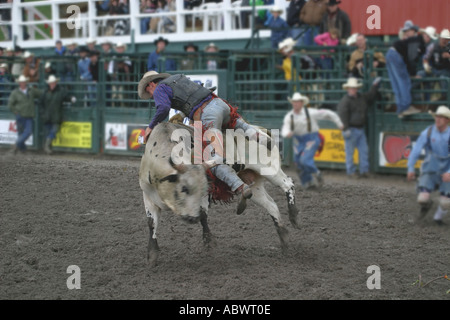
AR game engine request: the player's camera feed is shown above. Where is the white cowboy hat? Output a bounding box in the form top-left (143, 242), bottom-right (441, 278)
top-left (0, 63), bottom-right (8, 69)
top-left (343, 77), bottom-right (363, 89)
top-left (420, 26), bottom-right (438, 40)
top-left (138, 71), bottom-right (171, 100)
top-left (429, 106), bottom-right (450, 119)
top-left (46, 75), bottom-right (60, 84)
top-left (45, 61), bottom-right (52, 69)
top-left (270, 5), bottom-right (283, 12)
top-left (204, 42), bottom-right (219, 51)
top-left (288, 92), bottom-right (309, 105)
top-left (23, 51), bottom-right (34, 59)
top-left (86, 37), bottom-right (97, 45)
top-left (440, 29), bottom-right (450, 39)
top-left (17, 75), bottom-right (29, 83)
top-left (346, 33), bottom-right (359, 46)
top-left (278, 37), bottom-right (295, 54)
top-left (114, 42), bottom-right (126, 50)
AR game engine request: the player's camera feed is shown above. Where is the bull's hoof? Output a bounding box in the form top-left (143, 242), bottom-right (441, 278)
top-left (236, 198), bottom-right (247, 215)
top-left (277, 225), bottom-right (289, 254)
top-left (203, 232), bottom-right (217, 248)
top-left (289, 214), bottom-right (301, 229)
top-left (147, 250), bottom-right (160, 268)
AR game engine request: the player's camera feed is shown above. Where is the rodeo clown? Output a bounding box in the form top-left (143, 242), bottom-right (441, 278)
top-left (281, 92), bottom-right (344, 189)
top-left (407, 105), bottom-right (450, 225)
top-left (138, 71), bottom-right (263, 213)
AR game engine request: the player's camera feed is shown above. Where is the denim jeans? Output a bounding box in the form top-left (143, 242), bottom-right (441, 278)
top-left (290, 25), bottom-right (319, 47)
top-left (201, 98), bottom-right (252, 192)
top-left (44, 123), bottom-right (60, 140)
top-left (15, 115), bottom-right (33, 151)
top-left (418, 172), bottom-right (450, 196)
top-left (386, 48), bottom-right (411, 114)
top-left (344, 127), bottom-right (369, 175)
top-left (293, 132), bottom-right (321, 186)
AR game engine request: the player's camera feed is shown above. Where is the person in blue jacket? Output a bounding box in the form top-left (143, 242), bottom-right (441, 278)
top-left (265, 5), bottom-right (289, 49)
top-left (147, 36), bottom-right (176, 72)
top-left (407, 105), bottom-right (450, 225)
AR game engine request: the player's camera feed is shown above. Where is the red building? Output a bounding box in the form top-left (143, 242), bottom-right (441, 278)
top-left (338, 0), bottom-right (449, 36)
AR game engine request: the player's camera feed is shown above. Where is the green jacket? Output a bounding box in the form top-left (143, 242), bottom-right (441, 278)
top-left (8, 86), bottom-right (42, 118)
top-left (40, 85), bottom-right (71, 124)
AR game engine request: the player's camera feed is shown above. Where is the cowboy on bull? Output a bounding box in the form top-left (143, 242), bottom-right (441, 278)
top-left (138, 71), bottom-right (255, 212)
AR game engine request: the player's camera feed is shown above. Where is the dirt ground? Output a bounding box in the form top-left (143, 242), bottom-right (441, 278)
top-left (1, 149), bottom-right (449, 301)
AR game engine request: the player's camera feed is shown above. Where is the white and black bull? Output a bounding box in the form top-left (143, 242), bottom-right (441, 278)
top-left (139, 122), bottom-right (300, 267)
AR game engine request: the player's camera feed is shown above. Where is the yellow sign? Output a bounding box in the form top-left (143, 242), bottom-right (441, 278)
top-left (52, 121), bottom-right (92, 149)
top-left (315, 129), bottom-right (359, 164)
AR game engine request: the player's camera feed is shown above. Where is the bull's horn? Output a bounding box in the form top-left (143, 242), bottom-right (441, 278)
top-left (169, 157), bottom-right (187, 173)
top-left (202, 159), bottom-right (218, 170)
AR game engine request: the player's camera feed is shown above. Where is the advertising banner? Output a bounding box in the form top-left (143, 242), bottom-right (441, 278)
top-left (0, 119), bottom-right (33, 146)
top-left (379, 132), bottom-right (422, 168)
top-left (315, 129), bottom-right (359, 164)
top-left (52, 121), bottom-right (92, 149)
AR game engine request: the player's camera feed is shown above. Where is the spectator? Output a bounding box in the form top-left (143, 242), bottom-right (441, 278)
top-left (44, 61), bottom-right (56, 78)
top-left (101, 40), bottom-right (113, 106)
top-left (347, 34), bottom-right (386, 78)
top-left (53, 40), bottom-right (67, 81)
top-left (88, 50), bottom-right (100, 105)
top-left (0, 63), bottom-right (13, 100)
top-left (418, 29), bottom-right (450, 102)
top-left (314, 27), bottom-right (339, 77)
top-left (11, 46), bottom-right (24, 80)
top-left (286, 0), bottom-right (306, 46)
top-left (109, 42), bottom-right (132, 107)
top-left (140, 0), bottom-right (156, 34)
top-left (281, 92), bottom-right (343, 189)
top-left (204, 42), bottom-right (220, 70)
top-left (180, 42), bottom-right (198, 70)
top-left (0, 0), bottom-right (12, 41)
top-left (407, 105), bottom-right (450, 225)
top-left (7, 75), bottom-right (42, 154)
top-left (265, 6), bottom-right (289, 50)
top-left (299, 0), bottom-right (328, 46)
top-left (22, 51), bottom-right (40, 83)
top-left (319, 0), bottom-right (351, 45)
top-left (385, 20), bottom-right (426, 118)
top-left (77, 47), bottom-right (93, 107)
top-left (86, 38), bottom-right (98, 52)
top-left (149, 0), bottom-right (172, 34)
top-left (337, 77), bottom-right (381, 178)
top-left (147, 36), bottom-right (176, 72)
top-left (64, 41), bottom-right (79, 82)
top-left (106, 0), bottom-right (129, 36)
top-left (276, 37), bottom-right (297, 81)
top-left (40, 75), bottom-right (76, 154)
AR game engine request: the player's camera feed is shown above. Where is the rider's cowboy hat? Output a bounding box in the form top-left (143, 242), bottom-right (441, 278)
top-left (343, 77), bottom-right (363, 89)
top-left (419, 26), bottom-right (438, 40)
top-left (46, 75), bottom-right (60, 84)
top-left (288, 92), bottom-right (309, 106)
top-left (429, 106), bottom-right (450, 119)
top-left (138, 71), bottom-right (171, 100)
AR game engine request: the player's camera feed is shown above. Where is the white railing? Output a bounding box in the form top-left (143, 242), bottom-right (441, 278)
top-left (0, 0), bottom-right (290, 49)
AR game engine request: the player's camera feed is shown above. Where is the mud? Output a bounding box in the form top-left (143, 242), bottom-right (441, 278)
top-left (1, 150), bottom-right (449, 300)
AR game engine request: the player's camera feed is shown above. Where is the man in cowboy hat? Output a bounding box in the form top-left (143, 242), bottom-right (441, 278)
top-left (425, 29), bottom-right (450, 101)
top-left (281, 92), bottom-right (343, 189)
top-left (265, 5), bottom-right (289, 49)
top-left (319, 0), bottom-right (351, 45)
top-left (337, 77), bottom-right (381, 178)
top-left (147, 36), bottom-right (176, 72)
top-left (407, 106), bottom-right (450, 225)
top-left (22, 51), bottom-right (40, 83)
top-left (7, 75), bottom-right (42, 154)
top-left (40, 75), bottom-right (76, 154)
top-left (138, 71), bottom-right (257, 212)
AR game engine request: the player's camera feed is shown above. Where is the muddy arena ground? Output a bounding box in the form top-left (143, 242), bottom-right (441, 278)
top-left (1, 149), bottom-right (449, 301)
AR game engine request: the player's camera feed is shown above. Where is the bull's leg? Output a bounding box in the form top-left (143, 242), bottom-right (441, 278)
top-left (264, 172), bottom-right (300, 229)
top-left (199, 195), bottom-right (216, 248)
top-left (250, 178), bottom-right (289, 253)
top-left (143, 191), bottom-right (161, 267)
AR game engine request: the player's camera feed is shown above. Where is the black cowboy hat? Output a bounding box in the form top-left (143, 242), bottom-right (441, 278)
top-left (184, 42), bottom-right (198, 51)
top-left (154, 36), bottom-right (169, 45)
top-left (328, 0), bottom-right (342, 5)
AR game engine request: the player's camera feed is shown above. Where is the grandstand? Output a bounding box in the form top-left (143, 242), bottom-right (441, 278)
top-left (0, 0), bottom-right (449, 174)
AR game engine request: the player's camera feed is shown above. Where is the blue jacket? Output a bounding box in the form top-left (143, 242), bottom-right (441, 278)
top-left (78, 57), bottom-right (92, 81)
top-left (407, 125), bottom-right (450, 174)
top-left (147, 51), bottom-right (176, 72)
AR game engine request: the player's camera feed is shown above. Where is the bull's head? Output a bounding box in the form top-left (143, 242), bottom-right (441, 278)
top-left (160, 159), bottom-right (216, 223)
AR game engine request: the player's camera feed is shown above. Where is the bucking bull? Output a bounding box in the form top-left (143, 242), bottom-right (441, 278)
top-left (139, 120), bottom-right (300, 267)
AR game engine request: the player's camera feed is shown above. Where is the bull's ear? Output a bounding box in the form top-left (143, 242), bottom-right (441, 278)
top-left (202, 159), bottom-right (218, 170)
